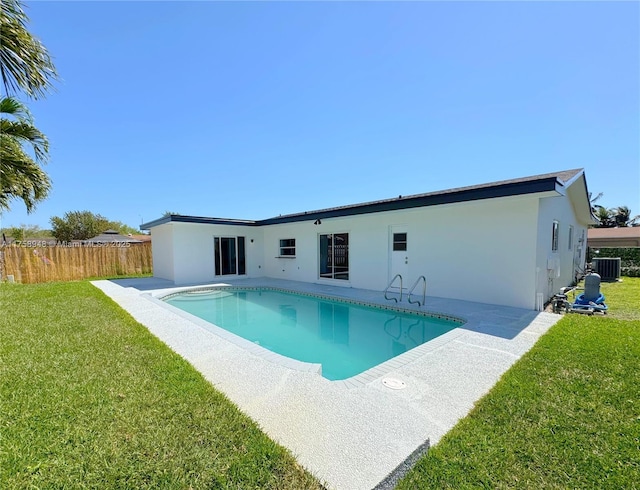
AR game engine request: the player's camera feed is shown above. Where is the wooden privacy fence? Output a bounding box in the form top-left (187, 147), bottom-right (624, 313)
top-left (1, 242), bottom-right (152, 283)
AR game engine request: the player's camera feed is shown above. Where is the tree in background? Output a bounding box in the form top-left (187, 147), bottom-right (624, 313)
top-left (594, 206), bottom-right (615, 228)
top-left (6, 225), bottom-right (24, 242)
top-left (111, 221), bottom-right (139, 236)
top-left (0, 0), bottom-right (58, 213)
top-left (0, 223), bottom-right (51, 240)
top-left (613, 206), bottom-right (639, 227)
top-left (51, 211), bottom-right (109, 242)
top-left (591, 200), bottom-right (639, 228)
top-left (50, 211), bottom-right (139, 242)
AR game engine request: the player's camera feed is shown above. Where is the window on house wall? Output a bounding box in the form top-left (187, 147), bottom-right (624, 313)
top-left (393, 233), bottom-right (407, 251)
top-left (214, 236), bottom-right (246, 275)
top-left (568, 225), bottom-right (574, 251)
top-left (552, 221), bottom-right (559, 252)
top-left (279, 238), bottom-right (296, 257)
top-left (319, 233), bottom-right (349, 280)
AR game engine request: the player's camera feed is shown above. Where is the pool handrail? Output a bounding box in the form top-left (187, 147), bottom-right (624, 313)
top-left (408, 275), bottom-right (427, 306)
top-left (384, 274), bottom-right (403, 302)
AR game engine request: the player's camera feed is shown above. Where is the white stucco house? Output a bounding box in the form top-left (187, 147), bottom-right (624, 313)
top-left (141, 169), bottom-right (596, 310)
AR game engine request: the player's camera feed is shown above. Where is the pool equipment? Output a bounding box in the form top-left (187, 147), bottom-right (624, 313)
top-left (569, 273), bottom-right (608, 315)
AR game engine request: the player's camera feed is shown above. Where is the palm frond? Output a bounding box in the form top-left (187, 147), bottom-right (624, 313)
top-left (1, 119), bottom-right (49, 162)
top-left (0, 95), bottom-right (34, 121)
top-left (0, 151), bottom-right (51, 213)
top-left (0, 95), bottom-right (51, 212)
top-left (588, 192), bottom-right (603, 204)
top-left (0, 0), bottom-right (58, 99)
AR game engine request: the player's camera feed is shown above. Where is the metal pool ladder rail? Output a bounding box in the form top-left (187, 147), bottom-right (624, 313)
top-left (384, 274), bottom-right (403, 302)
top-left (408, 275), bottom-right (427, 306)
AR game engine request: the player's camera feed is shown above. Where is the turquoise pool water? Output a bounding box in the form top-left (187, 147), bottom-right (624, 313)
top-left (165, 288), bottom-right (461, 381)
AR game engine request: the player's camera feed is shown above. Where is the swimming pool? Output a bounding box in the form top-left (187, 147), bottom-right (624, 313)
top-left (164, 288), bottom-right (463, 381)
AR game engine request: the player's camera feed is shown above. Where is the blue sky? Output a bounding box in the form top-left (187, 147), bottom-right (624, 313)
top-left (2, 1), bottom-right (639, 230)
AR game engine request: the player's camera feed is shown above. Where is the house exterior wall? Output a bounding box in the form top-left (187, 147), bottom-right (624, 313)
top-left (258, 194), bottom-right (540, 309)
top-left (262, 222), bottom-right (319, 283)
top-left (404, 196), bottom-right (540, 309)
top-left (169, 223), bottom-right (264, 285)
top-left (536, 193), bottom-right (588, 301)
top-left (150, 224), bottom-right (175, 281)
top-left (148, 184), bottom-right (590, 310)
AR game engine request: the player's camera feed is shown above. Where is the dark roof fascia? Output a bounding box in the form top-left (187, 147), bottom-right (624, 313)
top-left (257, 177), bottom-right (561, 225)
top-left (140, 215), bottom-right (258, 230)
top-left (141, 174), bottom-right (567, 230)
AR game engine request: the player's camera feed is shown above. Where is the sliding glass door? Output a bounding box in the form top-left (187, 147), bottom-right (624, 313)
top-left (319, 233), bottom-right (349, 280)
top-left (214, 236), bottom-right (246, 276)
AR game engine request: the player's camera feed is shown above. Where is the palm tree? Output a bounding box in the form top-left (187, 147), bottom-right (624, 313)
top-left (593, 205), bottom-right (615, 228)
top-left (0, 96), bottom-right (51, 212)
top-left (613, 206), bottom-right (640, 227)
top-left (0, 0), bottom-right (57, 213)
top-left (1, 0), bottom-right (58, 99)
top-left (588, 191), bottom-right (603, 214)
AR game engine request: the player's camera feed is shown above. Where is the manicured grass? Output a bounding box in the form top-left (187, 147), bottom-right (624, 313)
top-left (397, 277), bottom-right (640, 489)
top-left (0, 282), bottom-right (323, 489)
top-left (599, 277), bottom-right (640, 321)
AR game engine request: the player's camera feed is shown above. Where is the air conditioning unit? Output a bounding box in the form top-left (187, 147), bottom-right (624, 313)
top-left (593, 257), bottom-right (621, 281)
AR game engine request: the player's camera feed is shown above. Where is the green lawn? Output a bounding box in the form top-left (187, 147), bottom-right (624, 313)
top-left (598, 276), bottom-right (640, 321)
top-left (2, 279), bottom-right (638, 489)
top-left (397, 277), bottom-right (640, 489)
top-left (0, 282), bottom-right (322, 489)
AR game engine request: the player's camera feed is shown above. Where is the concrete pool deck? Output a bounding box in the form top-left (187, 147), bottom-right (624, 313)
top-left (92, 277), bottom-right (561, 490)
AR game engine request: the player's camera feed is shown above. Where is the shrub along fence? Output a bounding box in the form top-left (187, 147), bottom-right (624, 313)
top-left (587, 247), bottom-right (640, 277)
top-left (1, 242), bottom-right (152, 283)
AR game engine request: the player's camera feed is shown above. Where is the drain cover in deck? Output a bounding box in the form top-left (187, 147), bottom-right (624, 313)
top-left (382, 377), bottom-right (406, 390)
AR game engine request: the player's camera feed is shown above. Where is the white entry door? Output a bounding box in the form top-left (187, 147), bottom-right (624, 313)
top-left (389, 226), bottom-right (409, 284)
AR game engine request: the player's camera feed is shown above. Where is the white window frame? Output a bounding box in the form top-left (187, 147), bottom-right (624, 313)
top-left (568, 225), bottom-right (574, 251)
top-left (552, 221), bottom-right (559, 252)
top-left (278, 238), bottom-right (296, 257)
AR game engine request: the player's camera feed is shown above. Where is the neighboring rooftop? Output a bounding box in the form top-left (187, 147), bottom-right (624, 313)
top-left (588, 227), bottom-right (640, 248)
top-left (84, 230), bottom-right (144, 244)
top-left (129, 234), bottom-right (152, 243)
